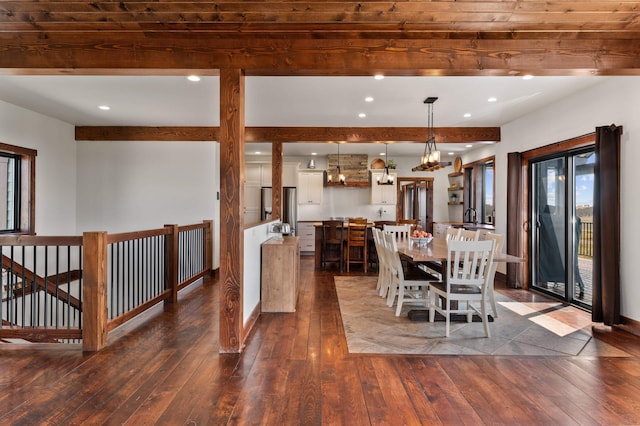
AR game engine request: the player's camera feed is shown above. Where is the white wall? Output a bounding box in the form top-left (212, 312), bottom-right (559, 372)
top-left (463, 77), bottom-right (639, 322)
top-left (76, 140), bottom-right (220, 268)
top-left (0, 100), bottom-right (77, 235)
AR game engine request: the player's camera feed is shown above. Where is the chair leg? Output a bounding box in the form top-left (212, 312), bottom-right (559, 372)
top-left (481, 299), bottom-right (491, 338)
top-left (489, 288), bottom-right (498, 318)
top-left (429, 292), bottom-right (435, 322)
top-left (445, 298), bottom-right (450, 337)
top-left (395, 283), bottom-right (404, 316)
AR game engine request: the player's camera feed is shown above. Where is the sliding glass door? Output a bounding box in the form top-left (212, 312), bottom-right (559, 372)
top-left (530, 148), bottom-right (594, 308)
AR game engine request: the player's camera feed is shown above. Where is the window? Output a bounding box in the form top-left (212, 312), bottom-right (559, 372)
top-left (0, 143), bottom-right (36, 234)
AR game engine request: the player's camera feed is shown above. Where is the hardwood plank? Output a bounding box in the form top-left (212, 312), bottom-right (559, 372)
top-left (408, 357), bottom-right (481, 424)
top-left (393, 358), bottom-right (441, 423)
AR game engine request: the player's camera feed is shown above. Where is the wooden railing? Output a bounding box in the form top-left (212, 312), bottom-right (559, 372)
top-left (578, 220), bottom-right (593, 258)
top-left (0, 220), bottom-right (213, 351)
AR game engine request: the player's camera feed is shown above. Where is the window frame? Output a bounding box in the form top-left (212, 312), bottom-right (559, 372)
top-left (463, 155), bottom-right (495, 225)
top-left (0, 142), bottom-right (36, 235)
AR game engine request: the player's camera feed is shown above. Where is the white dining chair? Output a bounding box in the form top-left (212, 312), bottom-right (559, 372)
top-left (383, 224), bottom-right (411, 240)
top-left (458, 229), bottom-right (480, 241)
top-left (484, 232), bottom-right (505, 318)
top-left (372, 228), bottom-right (389, 296)
top-left (446, 227), bottom-right (461, 241)
top-left (428, 239), bottom-right (495, 337)
top-left (383, 232), bottom-right (430, 316)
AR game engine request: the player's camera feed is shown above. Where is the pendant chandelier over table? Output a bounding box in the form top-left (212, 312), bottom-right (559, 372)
top-left (412, 96), bottom-right (452, 172)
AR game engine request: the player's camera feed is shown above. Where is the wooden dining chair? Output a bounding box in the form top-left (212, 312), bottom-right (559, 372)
top-left (428, 239), bottom-right (495, 337)
top-left (484, 232), bottom-right (505, 318)
top-left (345, 218), bottom-right (368, 272)
top-left (321, 220), bottom-right (344, 271)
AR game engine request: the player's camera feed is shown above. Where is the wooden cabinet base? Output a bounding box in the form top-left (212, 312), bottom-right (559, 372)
top-left (261, 236), bottom-right (300, 312)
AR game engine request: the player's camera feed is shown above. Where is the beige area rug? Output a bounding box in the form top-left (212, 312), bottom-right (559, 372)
top-left (334, 276), bottom-right (631, 356)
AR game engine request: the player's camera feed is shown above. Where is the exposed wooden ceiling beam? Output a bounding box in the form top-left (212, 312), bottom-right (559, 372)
top-left (75, 126), bottom-right (501, 143)
top-left (3, 32), bottom-right (640, 76)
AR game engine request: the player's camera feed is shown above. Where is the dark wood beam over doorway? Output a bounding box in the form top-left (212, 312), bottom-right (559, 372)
top-left (75, 126), bottom-right (501, 143)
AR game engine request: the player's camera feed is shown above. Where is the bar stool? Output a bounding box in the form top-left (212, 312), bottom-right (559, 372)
top-left (321, 220), bottom-right (344, 271)
top-left (345, 218), bottom-right (368, 273)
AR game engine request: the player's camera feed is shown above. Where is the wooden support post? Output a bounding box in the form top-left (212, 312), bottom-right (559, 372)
top-left (82, 231), bottom-right (108, 352)
top-left (219, 68), bottom-right (245, 354)
top-left (164, 224), bottom-right (179, 304)
top-left (203, 220), bottom-right (214, 275)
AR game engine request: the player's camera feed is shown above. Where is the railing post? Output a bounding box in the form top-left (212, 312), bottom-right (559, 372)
top-left (82, 231), bottom-right (108, 352)
top-left (203, 220), bottom-right (214, 276)
top-left (164, 224), bottom-right (179, 304)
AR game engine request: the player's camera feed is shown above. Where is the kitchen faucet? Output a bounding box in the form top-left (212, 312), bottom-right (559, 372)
top-left (465, 207), bottom-right (478, 224)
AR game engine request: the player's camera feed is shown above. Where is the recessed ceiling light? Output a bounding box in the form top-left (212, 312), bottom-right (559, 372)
top-left (448, 152), bottom-right (455, 156)
top-left (365, 96), bottom-right (374, 102)
top-left (522, 74), bottom-right (534, 80)
top-left (187, 75), bottom-right (201, 82)
top-left (374, 74), bottom-right (384, 80)
top-left (380, 152), bottom-right (386, 156)
top-left (311, 152), bottom-right (317, 156)
top-left (488, 97), bottom-right (497, 102)
top-left (98, 105), bottom-right (110, 111)
top-left (255, 151), bottom-right (261, 155)
top-left (463, 113), bottom-right (471, 118)
top-left (358, 113), bottom-right (366, 118)
top-left (466, 144), bottom-right (473, 148)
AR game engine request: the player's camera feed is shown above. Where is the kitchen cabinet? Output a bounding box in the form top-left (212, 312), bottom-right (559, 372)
top-left (370, 172), bottom-right (397, 205)
top-left (297, 221), bottom-right (316, 254)
top-left (283, 162), bottom-right (298, 187)
top-left (261, 236), bottom-right (300, 312)
top-left (298, 171), bottom-right (324, 204)
top-left (261, 166), bottom-right (272, 187)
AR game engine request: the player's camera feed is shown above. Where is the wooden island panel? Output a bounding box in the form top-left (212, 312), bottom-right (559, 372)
top-left (261, 236), bottom-right (300, 312)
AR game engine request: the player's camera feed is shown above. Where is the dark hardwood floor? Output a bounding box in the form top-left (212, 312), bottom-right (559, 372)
top-left (2, 256), bottom-right (640, 425)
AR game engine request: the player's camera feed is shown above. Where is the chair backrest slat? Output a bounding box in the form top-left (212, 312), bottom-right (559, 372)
top-left (383, 224), bottom-right (411, 240)
top-left (446, 239), bottom-right (495, 290)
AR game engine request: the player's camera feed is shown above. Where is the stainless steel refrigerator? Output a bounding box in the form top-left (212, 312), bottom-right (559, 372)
top-left (260, 187), bottom-right (272, 221)
top-left (282, 187), bottom-right (297, 236)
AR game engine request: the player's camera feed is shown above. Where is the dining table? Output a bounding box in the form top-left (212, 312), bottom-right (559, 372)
top-left (395, 237), bottom-right (524, 311)
top-left (395, 237), bottom-right (524, 264)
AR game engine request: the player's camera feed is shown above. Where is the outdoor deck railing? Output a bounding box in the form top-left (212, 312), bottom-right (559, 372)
top-left (0, 220), bottom-right (213, 351)
top-left (578, 220), bottom-right (593, 258)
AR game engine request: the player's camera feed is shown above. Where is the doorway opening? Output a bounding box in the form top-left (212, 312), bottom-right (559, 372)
top-left (397, 178), bottom-right (434, 233)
